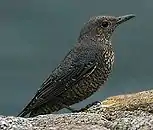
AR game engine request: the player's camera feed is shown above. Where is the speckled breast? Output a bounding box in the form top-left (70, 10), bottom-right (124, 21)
top-left (60, 48), bottom-right (115, 106)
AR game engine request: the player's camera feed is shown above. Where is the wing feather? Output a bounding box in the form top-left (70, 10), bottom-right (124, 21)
top-left (18, 47), bottom-right (98, 117)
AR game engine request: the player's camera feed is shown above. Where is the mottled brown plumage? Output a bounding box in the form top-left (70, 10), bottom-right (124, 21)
top-left (18, 14), bottom-right (135, 117)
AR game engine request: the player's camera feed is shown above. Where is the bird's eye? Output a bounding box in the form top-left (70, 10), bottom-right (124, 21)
top-left (101, 21), bottom-right (109, 28)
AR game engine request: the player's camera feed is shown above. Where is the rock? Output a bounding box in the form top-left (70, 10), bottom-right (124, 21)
top-left (1, 89), bottom-right (153, 130)
top-left (0, 115), bottom-right (32, 130)
top-left (0, 113), bottom-right (111, 130)
top-left (87, 89), bottom-right (153, 113)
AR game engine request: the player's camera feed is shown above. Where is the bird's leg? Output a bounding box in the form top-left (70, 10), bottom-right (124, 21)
top-left (65, 106), bottom-right (79, 113)
top-left (61, 103), bottom-right (79, 112)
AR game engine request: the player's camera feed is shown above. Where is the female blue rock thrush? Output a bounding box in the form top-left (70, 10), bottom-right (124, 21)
top-left (18, 14), bottom-right (135, 117)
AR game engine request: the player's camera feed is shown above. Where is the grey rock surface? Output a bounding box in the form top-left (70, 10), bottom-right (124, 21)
top-left (1, 111), bottom-right (153, 130)
top-left (1, 89), bottom-right (153, 130)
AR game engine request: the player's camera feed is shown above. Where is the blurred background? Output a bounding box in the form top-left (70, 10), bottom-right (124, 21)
top-left (0, 0), bottom-right (152, 116)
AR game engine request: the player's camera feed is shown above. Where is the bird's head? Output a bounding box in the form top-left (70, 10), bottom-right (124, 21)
top-left (79, 14), bottom-right (135, 42)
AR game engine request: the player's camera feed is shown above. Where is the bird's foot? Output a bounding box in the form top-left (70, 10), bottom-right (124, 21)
top-left (65, 106), bottom-right (87, 113)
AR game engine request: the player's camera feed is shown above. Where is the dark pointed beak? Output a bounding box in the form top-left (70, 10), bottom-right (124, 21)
top-left (117, 14), bottom-right (136, 25)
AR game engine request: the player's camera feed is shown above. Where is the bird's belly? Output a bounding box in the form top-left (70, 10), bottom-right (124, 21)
top-left (58, 66), bottom-right (110, 106)
top-left (45, 65), bottom-right (113, 113)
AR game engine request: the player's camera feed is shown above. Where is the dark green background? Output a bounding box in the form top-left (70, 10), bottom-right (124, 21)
top-left (0, 0), bottom-right (152, 116)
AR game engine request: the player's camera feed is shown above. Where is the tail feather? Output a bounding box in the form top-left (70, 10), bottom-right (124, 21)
top-left (18, 101), bottom-right (61, 117)
top-left (17, 108), bottom-right (30, 117)
top-left (17, 97), bottom-right (37, 117)
top-left (29, 108), bottom-right (40, 117)
top-left (29, 106), bottom-right (51, 117)
top-left (18, 105), bottom-right (49, 117)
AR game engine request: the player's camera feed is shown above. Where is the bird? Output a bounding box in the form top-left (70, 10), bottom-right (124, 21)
top-left (18, 14), bottom-right (135, 117)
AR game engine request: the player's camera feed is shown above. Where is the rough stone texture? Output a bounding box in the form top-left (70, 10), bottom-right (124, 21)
top-left (85, 89), bottom-right (153, 116)
top-left (1, 89), bottom-right (153, 130)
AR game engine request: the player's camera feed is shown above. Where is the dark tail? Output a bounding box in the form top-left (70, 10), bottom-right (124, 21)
top-left (29, 108), bottom-right (40, 117)
top-left (18, 101), bottom-right (59, 117)
top-left (17, 102), bottom-right (49, 117)
top-left (18, 107), bottom-right (46, 117)
top-left (17, 97), bottom-right (36, 117)
top-left (29, 106), bottom-right (51, 117)
top-left (17, 108), bottom-right (30, 117)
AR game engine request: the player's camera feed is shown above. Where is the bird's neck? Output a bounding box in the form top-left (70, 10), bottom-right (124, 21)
top-left (78, 34), bottom-right (112, 46)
